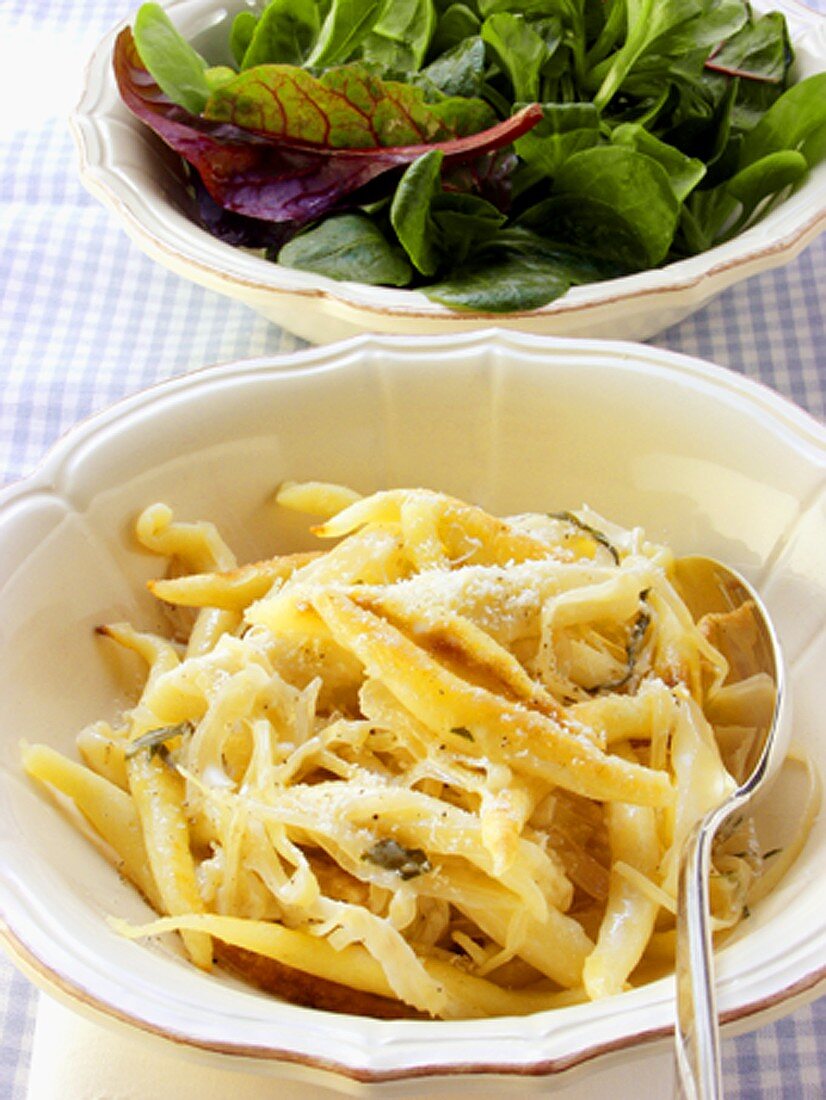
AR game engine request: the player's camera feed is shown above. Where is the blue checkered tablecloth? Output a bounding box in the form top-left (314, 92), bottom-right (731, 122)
top-left (1, 1), bottom-right (824, 1096)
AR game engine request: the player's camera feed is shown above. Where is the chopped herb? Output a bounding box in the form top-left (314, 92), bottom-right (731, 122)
top-left (450, 726), bottom-right (475, 741)
top-left (762, 847), bottom-right (783, 860)
top-left (125, 721), bottom-right (193, 759)
top-left (363, 838), bottom-right (431, 880)
top-left (589, 592), bottom-right (651, 694)
top-left (549, 511), bottom-right (620, 564)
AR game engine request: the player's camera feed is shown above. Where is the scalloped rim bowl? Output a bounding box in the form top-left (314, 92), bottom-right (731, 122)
top-left (70, 0), bottom-right (826, 344)
top-left (0, 331), bottom-right (824, 1095)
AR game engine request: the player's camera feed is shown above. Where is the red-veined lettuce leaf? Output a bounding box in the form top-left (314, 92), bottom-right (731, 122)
top-left (113, 28), bottom-right (542, 224)
top-left (203, 63), bottom-right (494, 146)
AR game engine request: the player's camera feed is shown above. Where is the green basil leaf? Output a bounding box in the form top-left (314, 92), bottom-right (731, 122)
top-left (278, 214), bottom-right (413, 285)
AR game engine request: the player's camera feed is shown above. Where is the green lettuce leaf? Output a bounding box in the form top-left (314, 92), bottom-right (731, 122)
top-left (278, 214), bottom-right (413, 284)
top-left (514, 102), bottom-right (600, 177)
top-left (482, 12), bottom-right (550, 103)
top-left (307, 0), bottom-right (389, 68)
top-left (611, 123), bottom-right (706, 202)
top-left (360, 0), bottom-right (437, 73)
top-left (551, 145), bottom-right (681, 265)
top-left (390, 150), bottom-right (445, 275)
top-left (239, 0), bottom-right (321, 68)
top-left (133, 2), bottom-right (211, 114)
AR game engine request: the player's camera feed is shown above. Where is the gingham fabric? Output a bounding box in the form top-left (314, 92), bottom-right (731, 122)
top-left (1, 1), bottom-right (824, 1096)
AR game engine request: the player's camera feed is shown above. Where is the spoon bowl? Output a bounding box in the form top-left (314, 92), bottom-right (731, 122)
top-left (672, 555), bottom-right (790, 1100)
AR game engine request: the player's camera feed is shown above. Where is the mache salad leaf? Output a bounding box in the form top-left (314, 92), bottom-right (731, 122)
top-left (236, 0), bottom-right (321, 68)
top-left (361, 0), bottom-right (437, 73)
top-left (278, 213), bottom-right (414, 284)
top-left (117, 0), bottom-right (826, 313)
top-left (133, 2), bottom-right (213, 114)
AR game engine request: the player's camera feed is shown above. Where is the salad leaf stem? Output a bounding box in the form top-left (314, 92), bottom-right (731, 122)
top-left (586, 0), bottom-right (625, 70)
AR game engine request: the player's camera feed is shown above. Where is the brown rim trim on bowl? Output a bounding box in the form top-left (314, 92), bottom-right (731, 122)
top-left (3, 920), bottom-right (824, 1084)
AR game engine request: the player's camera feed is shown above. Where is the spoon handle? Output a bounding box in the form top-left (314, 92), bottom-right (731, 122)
top-left (675, 813), bottom-right (724, 1100)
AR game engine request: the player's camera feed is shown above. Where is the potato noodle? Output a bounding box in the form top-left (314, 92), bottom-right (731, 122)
top-left (22, 483), bottom-right (798, 1019)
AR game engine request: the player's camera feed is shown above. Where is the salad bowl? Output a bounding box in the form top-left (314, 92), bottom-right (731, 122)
top-left (0, 331), bottom-right (824, 1096)
top-left (71, 0), bottom-right (826, 343)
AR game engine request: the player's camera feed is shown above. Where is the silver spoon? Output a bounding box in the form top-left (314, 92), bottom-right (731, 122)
top-left (671, 555), bottom-right (790, 1100)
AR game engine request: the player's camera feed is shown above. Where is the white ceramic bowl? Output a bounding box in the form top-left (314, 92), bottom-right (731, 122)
top-left (0, 331), bottom-right (824, 1096)
top-left (70, 0), bottom-right (826, 344)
